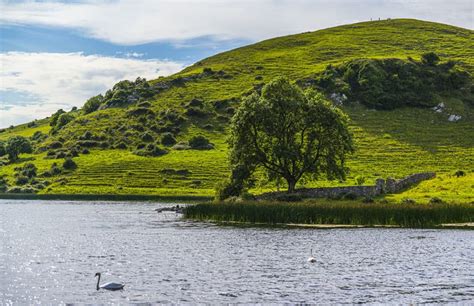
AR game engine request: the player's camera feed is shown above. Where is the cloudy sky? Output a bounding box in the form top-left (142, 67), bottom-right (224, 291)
top-left (1, 0), bottom-right (473, 127)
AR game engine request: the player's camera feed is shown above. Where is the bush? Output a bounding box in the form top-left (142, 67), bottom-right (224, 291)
top-left (127, 107), bottom-right (154, 117)
top-left (62, 158), bottom-right (77, 170)
top-left (421, 52), bottom-right (440, 66)
top-left (454, 170), bottom-right (466, 178)
top-left (54, 113), bottom-right (74, 131)
top-left (188, 135), bottom-right (213, 150)
top-left (115, 142), bottom-right (127, 149)
top-left (134, 144), bottom-right (167, 157)
top-left (19, 163), bottom-right (37, 178)
top-left (185, 107), bottom-right (208, 117)
top-left (81, 148), bottom-right (90, 154)
top-left (5, 136), bottom-right (33, 161)
top-left (49, 141), bottom-right (63, 149)
top-left (80, 131), bottom-right (93, 140)
top-left (50, 109), bottom-right (66, 126)
top-left (0, 142), bottom-right (5, 157)
top-left (83, 94), bottom-right (104, 114)
top-left (215, 179), bottom-right (243, 201)
top-left (160, 132), bottom-right (177, 146)
top-left (141, 132), bottom-right (154, 142)
top-left (187, 98), bottom-right (204, 108)
top-left (355, 175), bottom-right (366, 185)
top-left (0, 176), bottom-right (8, 192)
top-left (15, 175), bottom-right (29, 185)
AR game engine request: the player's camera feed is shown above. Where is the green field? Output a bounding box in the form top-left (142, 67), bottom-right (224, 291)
top-left (1, 19), bottom-right (473, 202)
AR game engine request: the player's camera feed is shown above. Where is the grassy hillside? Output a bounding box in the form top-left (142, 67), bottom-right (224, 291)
top-left (1, 19), bottom-right (473, 203)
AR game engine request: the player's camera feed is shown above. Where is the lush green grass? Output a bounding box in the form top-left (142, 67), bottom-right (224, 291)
top-left (1, 19), bottom-right (473, 200)
top-left (183, 201), bottom-right (474, 228)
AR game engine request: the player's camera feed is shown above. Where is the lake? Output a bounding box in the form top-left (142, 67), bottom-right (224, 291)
top-left (0, 200), bottom-right (473, 304)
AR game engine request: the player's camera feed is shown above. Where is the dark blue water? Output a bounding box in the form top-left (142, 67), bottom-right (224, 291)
top-left (0, 200), bottom-right (473, 304)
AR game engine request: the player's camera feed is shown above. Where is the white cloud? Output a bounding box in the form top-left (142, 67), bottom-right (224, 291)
top-left (0, 0), bottom-right (472, 45)
top-left (0, 52), bottom-right (184, 127)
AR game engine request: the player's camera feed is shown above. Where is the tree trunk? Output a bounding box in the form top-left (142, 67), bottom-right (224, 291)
top-left (286, 177), bottom-right (297, 194)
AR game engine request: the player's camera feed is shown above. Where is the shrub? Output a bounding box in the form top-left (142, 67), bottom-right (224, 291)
top-left (19, 163), bottom-right (37, 178)
top-left (127, 107), bottom-right (154, 117)
top-left (160, 132), bottom-right (177, 146)
top-left (115, 142), bottom-right (127, 149)
top-left (454, 170), bottom-right (466, 178)
top-left (49, 141), bottom-right (63, 149)
top-left (141, 132), bottom-right (154, 142)
top-left (137, 101), bottom-right (151, 108)
top-left (355, 175), bottom-right (366, 185)
top-left (50, 109), bottom-right (66, 126)
top-left (0, 176), bottom-right (9, 192)
top-left (134, 144), bottom-right (167, 157)
top-left (76, 140), bottom-right (100, 148)
top-left (83, 94), bottom-right (104, 114)
top-left (31, 131), bottom-right (47, 142)
top-left (188, 135), bottom-right (213, 150)
top-left (81, 148), bottom-right (90, 154)
top-left (185, 107), bottom-right (208, 117)
top-left (80, 131), bottom-right (93, 140)
top-left (421, 52), bottom-right (440, 66)
top-left (62, 158), bottom-right (77, 170)
top-left (215, 179), bottom-right (242, 201)
top-left (187, 98), bottom-right (204, 108)
top-left (54, 113), bottom-right (74, 131)
top-left (0, 142), bottom-right (5, 157)
top-left (15, 175), bottom-right (29, 185)
top-left (5, 136), bottom-right (33, 161)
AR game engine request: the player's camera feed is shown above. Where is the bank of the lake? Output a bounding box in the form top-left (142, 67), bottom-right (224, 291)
top-left (183, 201), bottom-right (474, 228)
top-left (0, 193), bottom-right (212, 202)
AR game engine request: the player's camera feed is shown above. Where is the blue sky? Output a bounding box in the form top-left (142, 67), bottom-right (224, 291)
top-left (1, 0), bottom-right (472, 127)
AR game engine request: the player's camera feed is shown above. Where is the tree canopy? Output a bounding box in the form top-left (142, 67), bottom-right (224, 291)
top-left (228, 77), bottom-right (354, 194)
top-left (5, 136), bottom-right (32, 161)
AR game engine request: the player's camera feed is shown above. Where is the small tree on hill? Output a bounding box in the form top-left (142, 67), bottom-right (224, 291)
top-left (421, 52), bottom-right (440, 66)
top-left (228, 77), bottom-right (354, 194)
top-left (5, 136), bottom-right (32, 162)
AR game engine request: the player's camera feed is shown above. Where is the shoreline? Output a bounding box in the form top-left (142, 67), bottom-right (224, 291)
top-left (0, 193), bottom-right (212, 203)
top-left (197, 220), bottom-right (474, 230)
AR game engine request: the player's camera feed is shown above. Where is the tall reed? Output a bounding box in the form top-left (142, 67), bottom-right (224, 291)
top-left (183, 201), bottom-right (474, 227)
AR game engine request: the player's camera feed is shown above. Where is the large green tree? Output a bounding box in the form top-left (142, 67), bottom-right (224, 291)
top-left (228, 77), bottom-right (354, 193)
top-left (5, 136), bottom-right (32, 162)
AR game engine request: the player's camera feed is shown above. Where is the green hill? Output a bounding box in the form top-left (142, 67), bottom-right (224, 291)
top-left (1, 19), bottom-right (473, 203)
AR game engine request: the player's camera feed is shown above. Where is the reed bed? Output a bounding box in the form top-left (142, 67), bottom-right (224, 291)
top-left (183, 201), bottom-right (474, 228)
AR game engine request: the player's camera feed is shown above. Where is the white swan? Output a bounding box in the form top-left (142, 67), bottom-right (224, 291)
top-left (95, 272), bottom-right (125, 291)
top-left (307, 249), bottom-right (316, 263)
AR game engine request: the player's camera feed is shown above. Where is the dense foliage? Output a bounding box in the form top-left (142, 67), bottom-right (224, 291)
top-left (312, 54), bottom-right (472, 109)
top-left (5, 136), bottom-right (32, 161)
top-left (228, 77), bottom-right (354, 194)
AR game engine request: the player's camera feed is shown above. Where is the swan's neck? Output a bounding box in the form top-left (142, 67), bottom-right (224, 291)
top-left (96, 274), bottom-right (101, 290)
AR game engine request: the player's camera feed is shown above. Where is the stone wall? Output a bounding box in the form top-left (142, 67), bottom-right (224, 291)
top-left (258, 172), bottom-right (435, 200)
